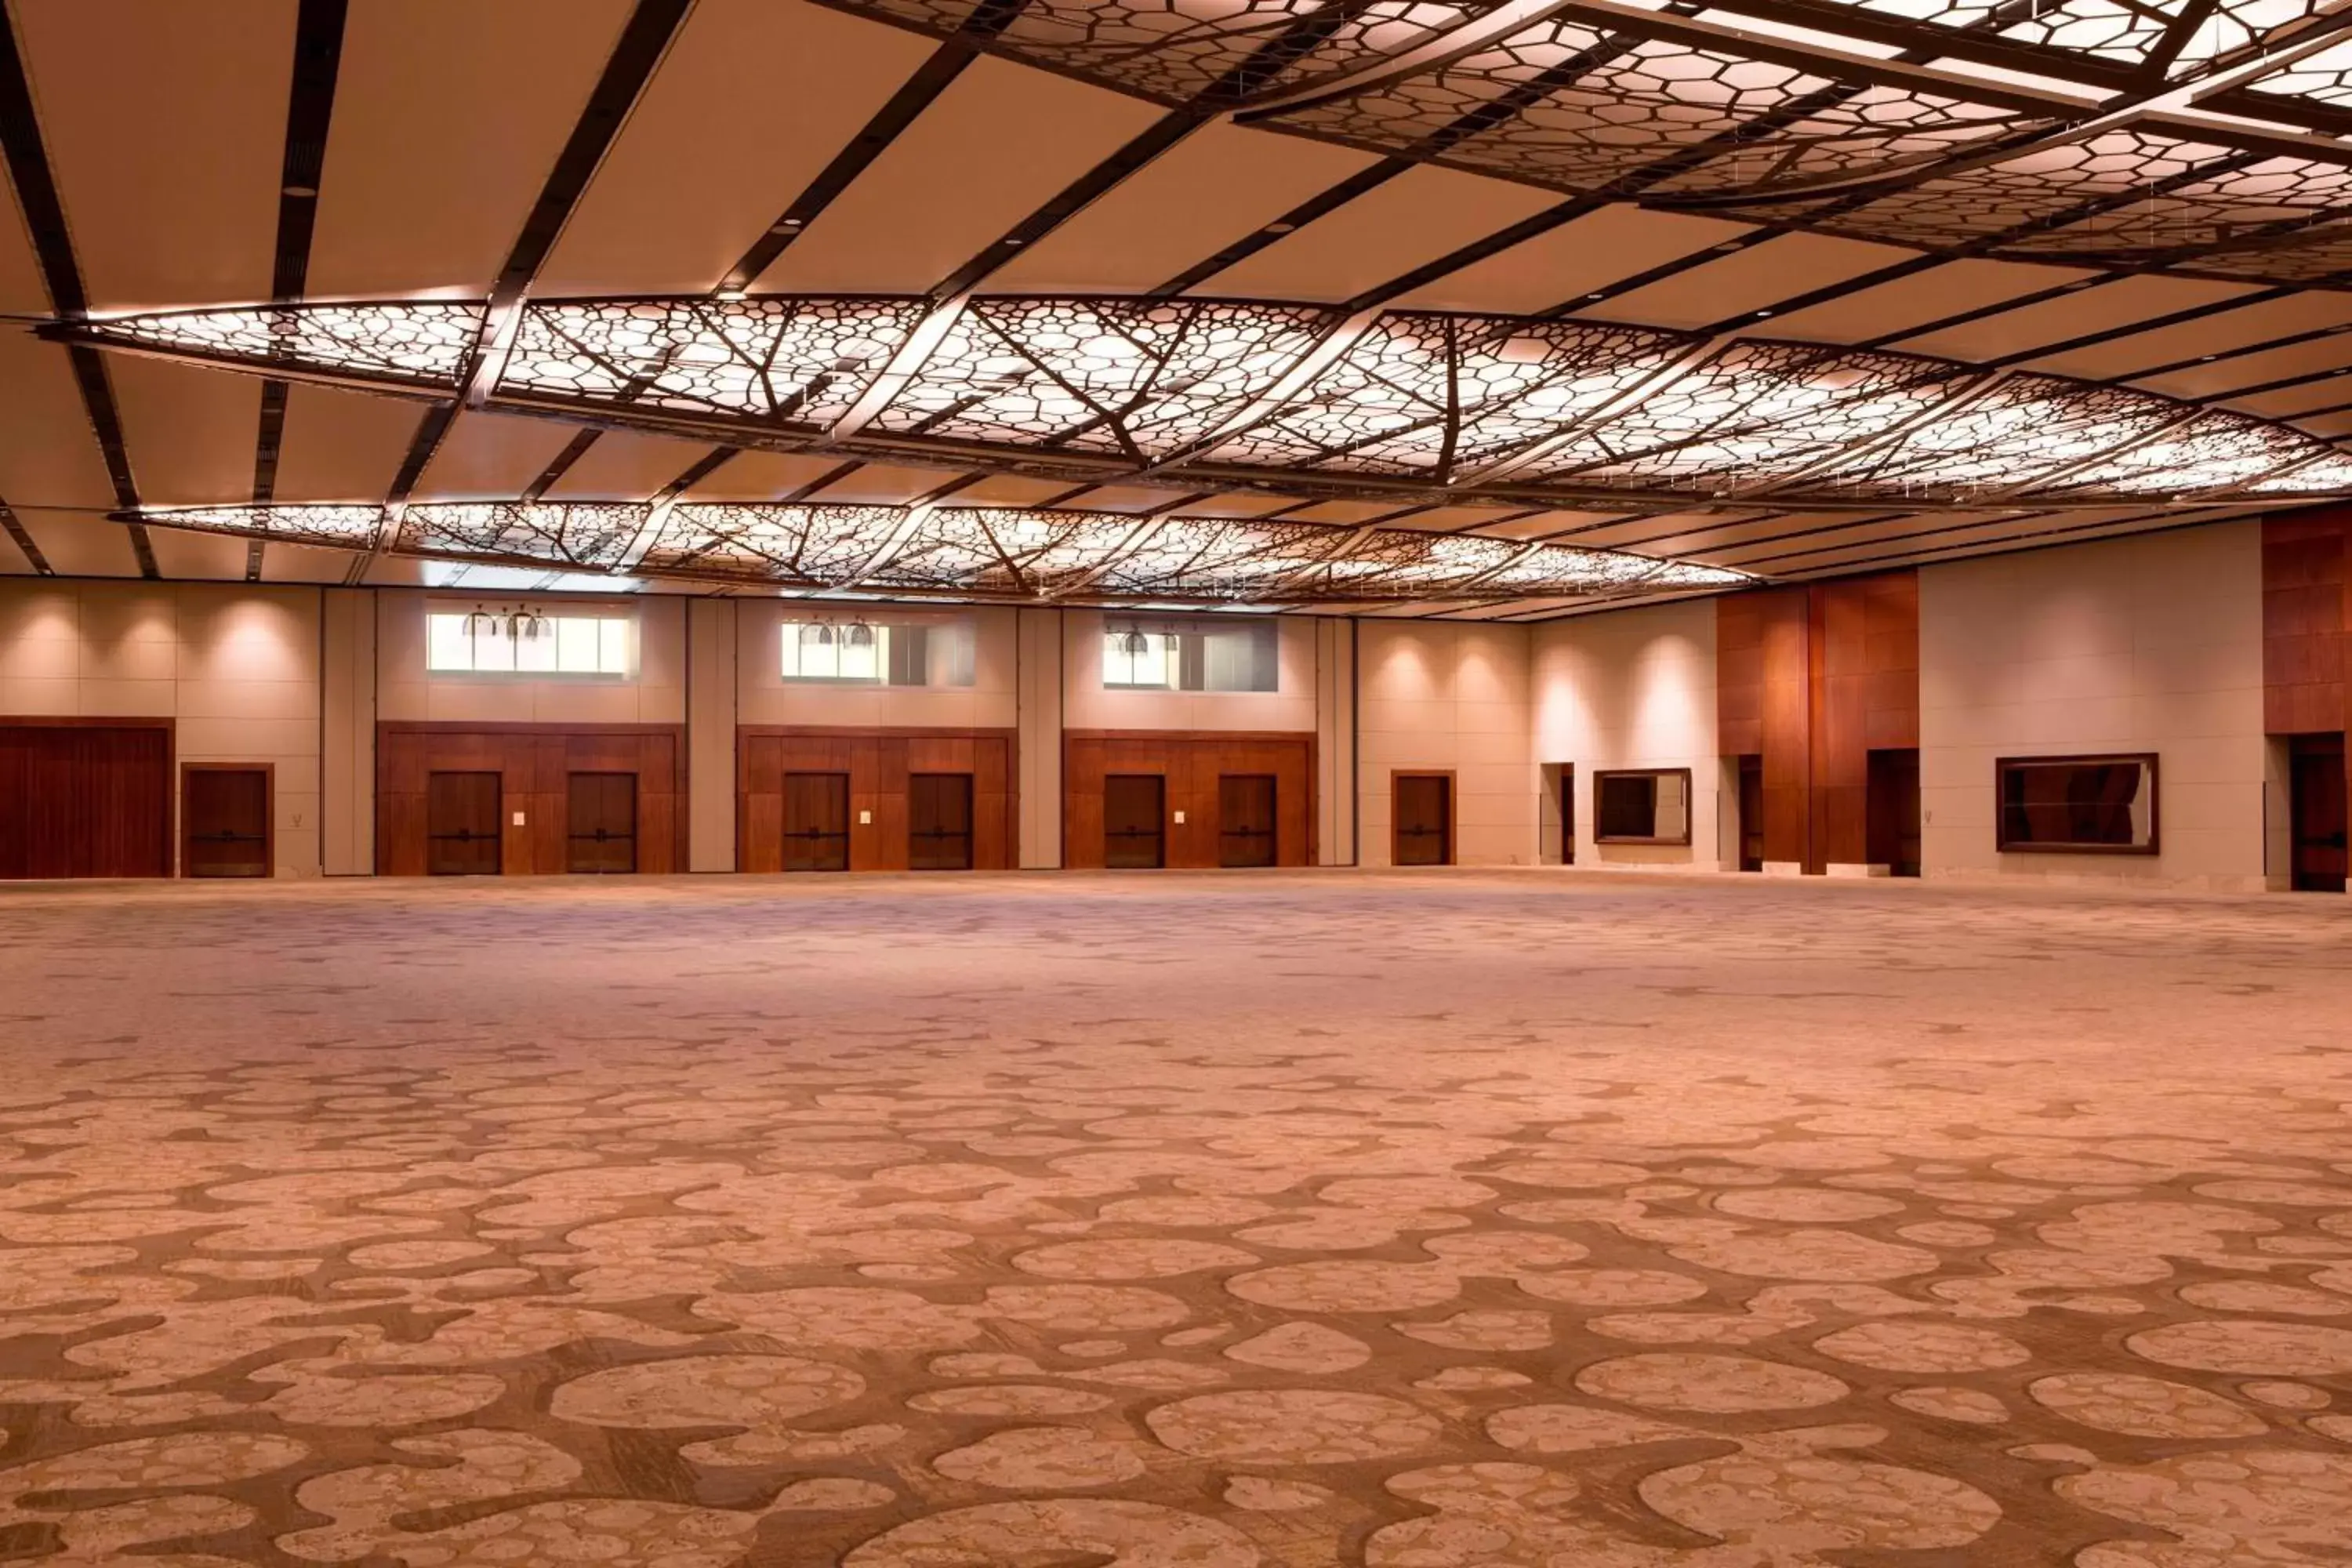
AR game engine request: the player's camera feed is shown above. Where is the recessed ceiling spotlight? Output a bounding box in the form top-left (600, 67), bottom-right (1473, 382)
top-left (1266, 221), bottom-right (1297, 234)
top-left (773, 218), bottom-right (804, 231)
top-left (282, 183), bottom-right (317, 198)
top-left (716, 288), bottom-right (746, 302)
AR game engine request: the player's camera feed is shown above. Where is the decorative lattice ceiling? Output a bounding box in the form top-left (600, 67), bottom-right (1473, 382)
top-left (123, 501), bottom-right (1745, 605)
top-left (49, 296), bottom-right (2352, 514)
top-left (818, 0), bottom-right (2352, 288)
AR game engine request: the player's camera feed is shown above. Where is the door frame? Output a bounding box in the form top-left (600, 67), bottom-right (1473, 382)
top-left (1389, 768), bottom-right (1457, 867)
top-left (2, 716), bottom-right (177, 878)
top-left (180, 761), bottom-right (274, 879)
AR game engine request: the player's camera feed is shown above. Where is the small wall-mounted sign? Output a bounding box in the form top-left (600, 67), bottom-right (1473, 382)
top-left (1172, 809), bottom-right (1187, 825)
top-left (512, 811), bottom-right (526, 826)
top-left (858, 809), bottom-right (872, 825)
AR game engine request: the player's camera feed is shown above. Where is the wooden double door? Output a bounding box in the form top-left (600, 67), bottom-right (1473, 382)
top-left (1392, 773), bottom-right (1453, 866)
top-left (741, 729), bottom-right (1013, 873)
top-left (1065, 732), bottom-right (1313, 869)
top-left (0, 721), bottom-right (173, 879)
top-left (183, 765), bottom-right (272, 878)
top-left (380, 724), bottom-right (682, 876)
top-left (2290, 732), bottom-right (2348, 893)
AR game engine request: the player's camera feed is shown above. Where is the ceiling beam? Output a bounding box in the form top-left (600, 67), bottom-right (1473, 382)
top-left (0, 495), bottom-right (49, 574)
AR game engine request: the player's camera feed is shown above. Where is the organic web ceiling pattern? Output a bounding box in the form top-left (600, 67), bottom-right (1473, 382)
top-left (50, 295), bottom-right (2352, 514)
top-left (127, 502), bottom-right (1742, 604)
top-left (820, 0), bottom-right (2352, 286)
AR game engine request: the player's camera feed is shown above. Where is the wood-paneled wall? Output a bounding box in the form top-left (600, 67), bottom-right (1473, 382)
top-left (376, 724), bottom-right (684, 876)
top-left (1718, 572), bottom-right (1918, 872)
top-left (1063, 731), bottom-right (1316, 869)
top-left (0, 718), bottom-right (175, 880)
top-left (738, 728), bottom-right (1015, 873)
top-left (2265, 510), bottom-right (2348, 737)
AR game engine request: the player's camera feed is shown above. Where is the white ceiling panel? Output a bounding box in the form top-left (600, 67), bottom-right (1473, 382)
top-left (539, 0), bottom-right (932, 296)
top-left (412, 412), bottom-right (582, 500)
top-left (684, 450), bottom-right (864, 502)
top-left (0, 332), bottom-right (117, 512)
top-left (272, 384), bottom-right (424, 502)
top-left (107, 358), bottom-right (263, 506)
top-left (307, 0), bottom-right (633, 299)
top-left (260, 543), bottom-right (366, 583)
top-left (985, 122), bottom-right (1378, 295)
top-left (1201, 165), bottom-right (1563, 305)
top-left (541, 431), bottom-right (717, 499)
top-left (15, 0), bottom-right (292, 308)
top-left (16, 510), bottom-right (140, 576)
top-left (808, 462), bottom-right (964, 504)
top-left (1392, 204), bottom-right (1751, 316)
top-left (757, 55), bottom-right (1166, 295)
top-left (145, 525), bottom-right (252, 580)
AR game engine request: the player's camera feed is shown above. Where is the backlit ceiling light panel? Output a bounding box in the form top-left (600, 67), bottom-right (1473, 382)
top-left (46, 296), bottom-right (2352, 513)
top-left (820, 0), bottom-right (2352, 286)
top-left (120, 503), bottom-right (1745, 604)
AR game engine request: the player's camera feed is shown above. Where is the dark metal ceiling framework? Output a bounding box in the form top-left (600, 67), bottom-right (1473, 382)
top-left (116, 499), bottom-right (1744, 606)
top-left (47, 294), bottom-right (2352, 517)
top-left (816, 0), bottom-right (2352, 290)
top-left (0, 5), bottom-right (152, 576)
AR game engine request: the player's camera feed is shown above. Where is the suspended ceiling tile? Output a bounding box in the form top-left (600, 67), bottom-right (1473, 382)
top-left (1736, 510), bottom-right (2147, 572)
top-left (307, 0), bottom-right (633, 298)
top-left (272, 384), bottom-right (426, 502)
top-left (1608, 512), bottom-right (1849, 557)
top-left (1578, 232), bottom-right (1915, 332)
top-left (145, 526), bottom-right (252, 580)
top-left (1766, 258), bottom-right (2092, 346)
top-left (0, 169), bottom-right (49, 315)
top-left (361, 555), bottom-right (434, 585)
top-left (1539, 510), bottom-right (1768, 550)
top-left (1504, 509), bottom-right (1638, 540)
top-left (807, 462), bottom-right (964, 504)
top-left (541, 432), bottom-right (719, 499)
top-left (1052, 484), bottom-right (1192, 514)
top-left (412, 412), bottom-right (583, 500)
top-left (0, 333), bottom-right (118, 511)
top-left (1279, 498), bottom-right (1415, 524)
top-left (756, 55), bottom-right (1167, 295)
top-left (0, 526), bottom-right (31, 574)
top-left (1381, 505), bottom-right (1523, 535)
top-left (2136, 335), bottom-right (2352, 403)
top-left (15, 0), bottom-right (292, 308)
top-left (539, 0), bottom-right (932, 296)
top-left (1169, 493), bottom-right (1298, 518)
top-left (985, 122), bottom-right (1380, 294)
top-left (1690, 510), bottom-right (1979, 561)
top-left (1199, 165), bottom-right (1563, 305)
top-left (261, 543), bottom-right (367, 583)
top-left (2234, 376), bottom-right (2352, 417)
top-left (2288, 408), bottom-right (2352, 437)
top-left (1897, 275), bottom-right (2258, 364)
top-left (684, 450), bottom-right (866, 501)
top-left (2024, 292), bottom-right (2352, 382)
top-left (953, 473), bottom-right (1090, 507)
top-left (16, 510), bottom-right (140, 576)
top-left (107, 358), bottom-right (263, 507)
top-left (1391, 205), bottom-right (1750, 316)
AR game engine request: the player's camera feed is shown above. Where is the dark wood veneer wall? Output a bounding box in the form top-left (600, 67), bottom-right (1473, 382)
top-left (0, 717), bottom-right (175, 879)
top-left (737, 728), bottom-right (1016, 873)
top-left (1064, 731), bottom-right (1316, 869)
top-left (376, 723), bottom-right (685, 876)
top-left (1718, 572), bottom-right (1920, 873)
top-left (2263, 510), bottom-right (2352, 879)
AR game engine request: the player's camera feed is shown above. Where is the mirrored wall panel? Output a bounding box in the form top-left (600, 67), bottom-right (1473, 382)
top-left (1996, 754), bottom-right (2160, 855)
top-left (1594, 768), bottom-right (1692, 847)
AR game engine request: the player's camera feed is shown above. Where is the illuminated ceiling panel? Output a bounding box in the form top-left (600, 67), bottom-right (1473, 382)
top-left (120, 501), bottom-right (1744, 606)
top-left (48, 294), bottom-right (2352, 513)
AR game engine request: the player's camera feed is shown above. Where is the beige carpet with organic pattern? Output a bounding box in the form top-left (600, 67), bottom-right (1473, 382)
top-left (2, 869), bottom-right (2350, 1566)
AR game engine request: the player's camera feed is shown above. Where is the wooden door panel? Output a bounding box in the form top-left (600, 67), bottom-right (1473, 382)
top-left (784, 772), bottom-right (851, 872)
top-left (186, 768), bottom-right (270, 878)
top-left (1393, 774), bottom-right (1452, 866)
top-left (1218, 774), bottom-right (1276, 869)
top-left (2292, 734), bottom-right (2348, 893)
top-left (568, 772), bottom-right (637, 874)
top-left (427, 771), bottom-right (502, 876)
top-left (910, 773), bottom-right (975, 870)
top-left (1102, 774), bottom-right (1166, 869)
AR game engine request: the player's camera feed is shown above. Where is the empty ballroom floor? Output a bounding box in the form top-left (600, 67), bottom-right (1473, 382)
top-left (2, 870), bottom-right (2350, 1566)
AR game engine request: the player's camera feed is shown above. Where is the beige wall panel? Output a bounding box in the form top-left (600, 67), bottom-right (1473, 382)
top-left (1314, 616), bottom-right (1355, 866)
top-left (1900, 276), bottom-right (2256, 363)
top-left (1355, 620), bottom-right (1534, 866)
top-left (1534, 600), bottom-right (1722, 869)
top-left (985, 123), bottom-right (1380, 294)
top-left (1203, 165), bottom-right (1562, 304)
top-left (2024, 291), bottom-right (2352, 383)
top-left (1016, 604), bottom-right (1063, 868)
top-left (1062, 609), bottom-right (1316, 734)
top-left (16, 511), bottom-right (140, 577)
top-left (0, 335), bottom-right (120, 510)
top-left (272, 384), bottom-right (424, 502)
top-left (376, 589), bottom-right (684, 724)
top-left (738, 602), bottom-right (1018, 729)
top-left (1389, 203), bottom-right (1751, 316)
top-left (1764, 259), bottom-right (2091, 345)
top-left (143, 528), bottom-right (252, 581)
top-left (321, 586), bottom-right (375, 873)
top-left (1581, 233), bottom-right (1913, 332)
top-left (412, 412), bottom-right (581, 500)
top-left (541, 433), bottom-right (714, 500)
top-left (1918, 520), bottom-right (2266, 891)
top-left (539, 0), bottom-right (932, 295)
top-left (16, 0), bottom-right (290, 307)
top-left (757, 57), bottom-right (1166, 295)
top-left (307, 0), bottom-right (631, 298)
top-left (684, 450), bottom-right (862, 501)
top-left (108, 359), bottom-right (263, 507)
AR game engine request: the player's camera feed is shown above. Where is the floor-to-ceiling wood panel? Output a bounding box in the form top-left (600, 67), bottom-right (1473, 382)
top-left (1064, 731), bottom-right (1314, 870)
top-left (0, 720), bottom-right (174, 880)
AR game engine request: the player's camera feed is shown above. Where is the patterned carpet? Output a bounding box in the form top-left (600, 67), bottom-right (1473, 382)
top-left (2, 869), bottom-right (2350, 1566)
